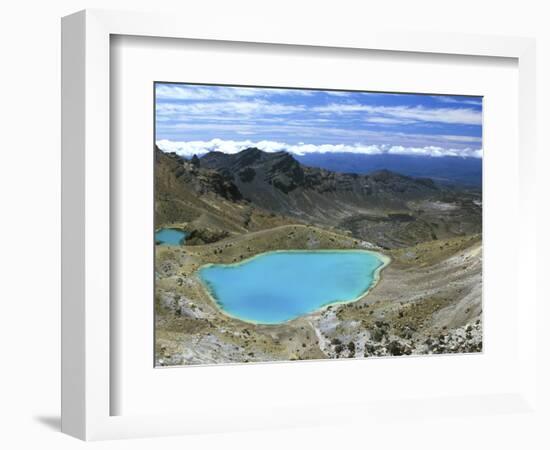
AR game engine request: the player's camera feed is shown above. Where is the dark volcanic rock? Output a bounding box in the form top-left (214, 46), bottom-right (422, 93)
top-left (156, 146), bottom-right (481, 247)
top-left (156, 147), bottom-right (242, 201)
top-left (185, 228), bottom-right (230, 245)
top-left (190, 154), bottom-right (201, 167)
top-left (200, 148), bottom-right (444, 216)
top-left (238, 167), bottom-right (256, 183)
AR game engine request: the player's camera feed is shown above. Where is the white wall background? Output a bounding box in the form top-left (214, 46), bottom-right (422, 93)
top-left (0, 1), bottom-right (548, 449)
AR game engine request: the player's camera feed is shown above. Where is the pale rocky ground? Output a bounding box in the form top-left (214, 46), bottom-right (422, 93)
top-left (155, 224), bottom-right (482, 366)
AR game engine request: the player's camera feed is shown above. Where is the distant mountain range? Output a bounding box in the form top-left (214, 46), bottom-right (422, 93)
top-left (156, 146), bottom-right (482, 248)
top-left (199, 148), bottom-right (441, 217)
top-left (294, 153), bottom-right (482, 187)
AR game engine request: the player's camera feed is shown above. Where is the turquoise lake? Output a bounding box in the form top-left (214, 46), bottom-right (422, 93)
top-left (198, 250), bottom-right (387, 324)
top-left (155, 228), bottom-right (188, 246)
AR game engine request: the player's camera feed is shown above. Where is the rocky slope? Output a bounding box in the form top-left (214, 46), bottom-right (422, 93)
top-left (158, 147), bottom-right (482, 248)
top-left (155, 147), bottom-right (295, 235)
top-left (154, 146), bottom-right (483, 366)
top-left (200, 148), bottom-right (441, 213)
top-left (155, 226), bottom-right (482, 366)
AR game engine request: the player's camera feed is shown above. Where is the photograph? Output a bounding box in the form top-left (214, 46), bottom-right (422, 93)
top-left (154, 82), bottom-right (483, 367)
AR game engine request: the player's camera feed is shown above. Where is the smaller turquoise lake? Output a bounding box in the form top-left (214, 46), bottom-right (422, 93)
top-left (198, 250), bottom-right (387, 324)
top-left (155, 228), bottom-right (188, 246)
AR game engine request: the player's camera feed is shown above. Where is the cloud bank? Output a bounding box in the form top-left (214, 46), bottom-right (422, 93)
top-left (155, 84), bottom-right (316, 101)
top-left (156, 100), bottom-right (482, 126)
top-left (156, 139), bottom-right (482, 159)
top-left (155, 83), bottom-right (483, 157)
top-left (313, 104), bottom-right (481, 126)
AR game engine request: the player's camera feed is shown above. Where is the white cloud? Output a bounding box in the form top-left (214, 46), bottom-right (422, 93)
top-left (313, 103), bottom-right (482, 126)
top-left (431, 96), bottom-right (483, 106)
top-left (156, 85), bottom-right (482, 129)
top-left (157, 119), bottom-right (481, 149)
top-left (155, 84), bottom-right (314, 101)
top-left (387, 145), bottom-right (482, 158)
top-left (438, 134), bottom-right (481, 143)
top-left (156, 100), bottom-right (305, 117)
top-left (324, 91), bottom-right (353, 97)
top-left (365, 117), bottom-right (414, 125)
top-left (156, 138), bottom-right (482, 159)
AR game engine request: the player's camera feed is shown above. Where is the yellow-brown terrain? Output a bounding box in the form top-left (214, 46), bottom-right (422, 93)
top-left (155, 147), bottom-right (482, 366)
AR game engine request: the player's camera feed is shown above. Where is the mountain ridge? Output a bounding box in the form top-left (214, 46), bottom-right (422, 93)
top-left (295, 152), bottom-right (482, 187)
top-left (200, 147), bottom-right (440, 201)
top-left (156, 146), bottom-right (481, 248)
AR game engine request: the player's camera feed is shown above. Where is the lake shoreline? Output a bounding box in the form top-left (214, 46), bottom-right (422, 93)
top-left (155, 224), bottom-right (482, 366)
top-left (155, 227), bottom-right (188, 246)
top-left (196, 248), bottom-right (391, 326)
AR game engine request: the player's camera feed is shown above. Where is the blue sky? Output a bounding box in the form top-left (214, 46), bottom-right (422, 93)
top-left (155, 82), bottom-right (482, 158)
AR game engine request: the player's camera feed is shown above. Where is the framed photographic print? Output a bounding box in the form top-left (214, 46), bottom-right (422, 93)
top-left (153, 82), bottom-right (483, 367)
top-left (62, 9), bottom-right (539, 441)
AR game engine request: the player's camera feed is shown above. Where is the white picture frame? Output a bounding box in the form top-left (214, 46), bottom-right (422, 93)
top-left (61, 9), bottom-right (538, 441)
